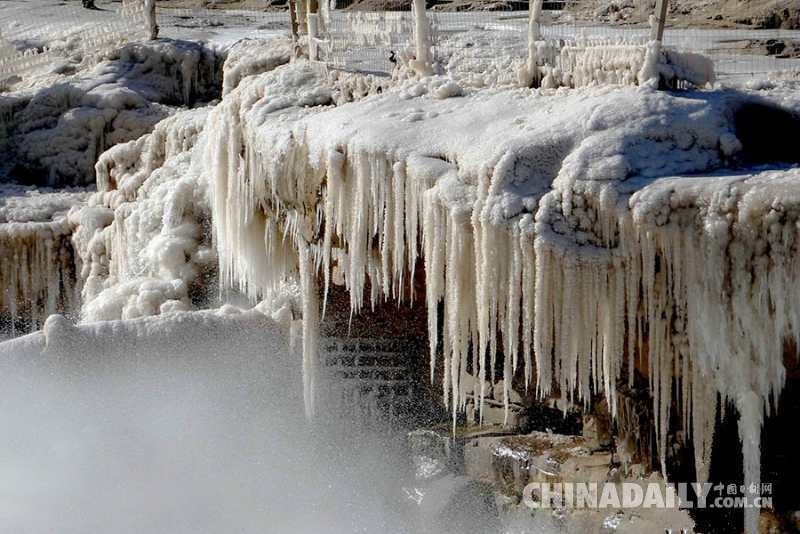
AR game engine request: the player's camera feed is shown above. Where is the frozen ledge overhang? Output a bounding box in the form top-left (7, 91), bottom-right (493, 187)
top-left (206, 61), bottom-right (800, 533)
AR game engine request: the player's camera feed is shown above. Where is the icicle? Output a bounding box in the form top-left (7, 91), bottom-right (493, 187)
top-left (299, 245), bottom-right (320, 419)
top-left (737, 392), bottom-right (762, 534)
top-left (424, 195), bottom-right (445, 384)
top-left (392, 162), bottom-right (406, 302)
top-left (520, 217), bottom-right (536, 392)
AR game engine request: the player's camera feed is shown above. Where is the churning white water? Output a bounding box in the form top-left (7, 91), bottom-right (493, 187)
top-left (0, 310), bottom-right (509, 534)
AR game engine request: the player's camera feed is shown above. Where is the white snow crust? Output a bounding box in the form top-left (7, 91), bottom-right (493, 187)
top-left (74, 106), bottom-right (214, 323)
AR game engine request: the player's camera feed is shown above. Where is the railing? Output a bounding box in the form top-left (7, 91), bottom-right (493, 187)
top-left (2, 0), bottom-right (798, 85)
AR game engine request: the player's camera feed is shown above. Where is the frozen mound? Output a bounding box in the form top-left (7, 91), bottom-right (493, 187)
top-left (221, 37), bottom-right (293, 96)
top-left (0, 184), bottom-right (90, 335)
top-left (67, 41), bottom-right (306, 325)
top-left (2, 39), bottom-right (221, 187)
top-left (73, 107), bottom-right (215, 323)
top-left (1, 306), bottom-right (292, 360)
top-left (207, 61), bottom-right (733, 416)
top-left (203, 59), bottom-right (800, 532)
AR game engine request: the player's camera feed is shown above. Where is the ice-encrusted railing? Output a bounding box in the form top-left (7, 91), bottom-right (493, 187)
top-left (314, 0), bottom-right (796, 83)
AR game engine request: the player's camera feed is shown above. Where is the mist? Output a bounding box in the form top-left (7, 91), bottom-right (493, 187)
top-left (0, 310), bottom-right (504, 534)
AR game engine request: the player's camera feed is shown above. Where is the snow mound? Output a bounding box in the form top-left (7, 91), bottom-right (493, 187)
top-left (3, 39), bottom-right (220, 187)
top-left (0, 184), bottom-right (89, 223)
top-left (221, 37), bottom-right (293, 96)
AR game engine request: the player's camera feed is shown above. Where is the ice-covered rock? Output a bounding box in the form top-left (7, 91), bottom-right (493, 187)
top-left (3, 39), bottom-right (220, 187)
top-left (201, 57), bottom-right (800, 533)
top-left (73, 107), bottom-right (214, 323)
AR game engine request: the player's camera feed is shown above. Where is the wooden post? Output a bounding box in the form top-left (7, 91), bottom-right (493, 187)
top-left (289, 0), bottom-right (300, 41)
top-left (297, 0), bottom-right (309, 34)
top-left (651, 0), bottom-right (668, 42)
top-left (144, 0), bottom-right (158, 40)
top-left (308, 0), bottom-right (319, 61)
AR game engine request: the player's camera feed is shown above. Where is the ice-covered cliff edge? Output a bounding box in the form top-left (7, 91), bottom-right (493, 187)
top-left (200, 56), bottom-right (799, 532)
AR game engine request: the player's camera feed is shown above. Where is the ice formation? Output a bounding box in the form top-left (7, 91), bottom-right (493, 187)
top-left (221, 38), bottom-right (293, 96)
top-left (536, 166), bottom-right (800, 533)
top-left (3, 40), bottom-right (220, 187)
top-left (73, 107), bottom-right (214, 322)
top-left (0, 185), bottom-right (90, 333)
top-left (67, 39), bottom-right (302, 324)
top-left (202, 54), bottom-right (800, 533)
top-left (2, 24), bottom-right (796, 531)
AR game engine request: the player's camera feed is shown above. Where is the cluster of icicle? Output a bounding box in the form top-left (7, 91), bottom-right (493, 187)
top-left (534, 168), bottom-right (800, 534)
top-left (207, 63), bottom-right (790, 534)
top-left (206, 67), bottom-right (539, 427)
top-left (0, 219), bottom-right (80, 335)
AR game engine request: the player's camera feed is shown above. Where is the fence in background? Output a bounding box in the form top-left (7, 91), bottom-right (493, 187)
top-left (318, 0), bottom-right (800, 82)
top-left (0, 0), bottom-right (148, 83)
top-left (2, 0), bottom-right (799, 85)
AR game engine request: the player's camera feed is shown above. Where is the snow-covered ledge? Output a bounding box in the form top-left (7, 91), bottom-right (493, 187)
top-left (196, 57), bottom-right (798, 533)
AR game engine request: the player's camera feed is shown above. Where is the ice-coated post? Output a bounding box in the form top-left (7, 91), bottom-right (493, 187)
top-left (650, 0), bottom-right (668, 42)
top-left (412, 0), bottom-right (433, 74)
top-left (528, 0), bottom-right (543, 42)
top-left (144, 0), bottom-right (158, 40)
top-left (318, 0), bottom-right (329, 35)
top-left (289, 0), bottom-right (300, 41)
top-left (308, 0), bottom-right (319, 61)
top-left (525, 0), bottom-right (543, 85)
